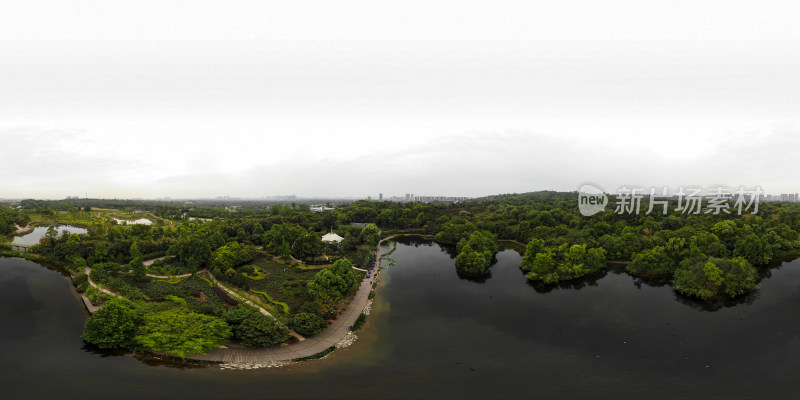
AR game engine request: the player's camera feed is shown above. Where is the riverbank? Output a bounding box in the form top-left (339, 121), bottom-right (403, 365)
top-left (9, 237), bottom-right (388, 368)
top-left (184, 243), bottom-right (382, 366)
top-left (14, 224), bottom-right (34, 235)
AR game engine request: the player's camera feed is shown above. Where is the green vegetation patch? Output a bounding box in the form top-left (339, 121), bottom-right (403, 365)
top-left (240, 265), bottom-right (269, 280)
top-left (147, 257), bottom-right (190, 276)
top-left (352, 313), bottom-right (367, 331)
top-left (250, 289), bottom-right (291, 314)
top-left (520, 239), bottom-right (607, 284)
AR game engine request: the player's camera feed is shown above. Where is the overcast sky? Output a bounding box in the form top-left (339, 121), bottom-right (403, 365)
top-left (1, 1), bottom-right (799, 199)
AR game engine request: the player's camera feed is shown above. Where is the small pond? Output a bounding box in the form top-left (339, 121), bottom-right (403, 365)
top-left (12, 225), bottom-right (88, 245)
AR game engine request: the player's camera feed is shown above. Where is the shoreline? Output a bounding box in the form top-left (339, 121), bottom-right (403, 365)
top-left (179, 241), bottom-right (385, 366)
top-left (14, 224), bottom-right (34, 235)
top-left (11, 238), bottom-right (395, 369)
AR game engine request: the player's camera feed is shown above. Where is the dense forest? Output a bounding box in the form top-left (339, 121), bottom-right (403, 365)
top-left (2, 191), bottom-right (799, 358)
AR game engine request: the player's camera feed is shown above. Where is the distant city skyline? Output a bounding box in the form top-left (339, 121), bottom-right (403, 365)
top-left (2, 1), bottom-right (800, 199)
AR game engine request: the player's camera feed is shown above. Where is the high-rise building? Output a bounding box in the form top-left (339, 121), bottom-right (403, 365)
top-left (379, 193), bottom-right (383, 200)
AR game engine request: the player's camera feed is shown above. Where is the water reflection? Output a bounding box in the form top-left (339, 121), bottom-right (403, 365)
top-left (81, 341), bottom-right (130, 358)
top-left (132, 354), bottom-right (208, 369)
top-left (672, 289), bottom-right (760, 312)
top-left (12, 225), bottom-right (87, 245)
top-left (524, 269), bottom-right (607, 293)
top-left (392, 236), bottom-right (796, 312)
top-left (4, 241), bottom-right (800, 399)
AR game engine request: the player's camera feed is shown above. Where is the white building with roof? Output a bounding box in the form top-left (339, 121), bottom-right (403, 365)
top-left (321, 232), bottom-right (344, 243)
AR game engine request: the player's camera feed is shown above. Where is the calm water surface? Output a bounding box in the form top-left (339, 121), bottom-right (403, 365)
top-left (12, 225), bottom-right (87, 245)
top-left (2, 237), bottom-right (800, 399)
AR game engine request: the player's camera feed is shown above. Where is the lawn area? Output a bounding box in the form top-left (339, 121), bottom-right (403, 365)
top-left (233, 256), bottom-right (322, 315)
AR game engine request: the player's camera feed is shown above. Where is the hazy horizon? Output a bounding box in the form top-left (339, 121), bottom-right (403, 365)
top-left (3, 1), bottom-right (799, 199)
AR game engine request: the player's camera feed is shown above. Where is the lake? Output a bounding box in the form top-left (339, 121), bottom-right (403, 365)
top-left (2, 236), bottom-right (799, 399)
top-left (12, 225), bottom-right (88, 245)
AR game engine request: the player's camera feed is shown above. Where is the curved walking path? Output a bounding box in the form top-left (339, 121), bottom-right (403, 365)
top-left (81, 239), bottom-right (385, 363)
top-left (84, 266), bottom-right (118, 297)
top-left (143, 256), bottom-right (167, 266)
top-left (85, 266), bottom-right (306, 340)
top-left (200, 271), bottom-right (306, 341)
top-left (81, 266), bottom-right (118, 314)
top-left (185, 243), bottom-right (382, 363)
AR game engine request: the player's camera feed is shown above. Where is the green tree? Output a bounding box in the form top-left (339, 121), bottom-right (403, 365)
top-left (329, 258), bottom-right (358, 288)
top-left (210, 242), bottom-right (258, 275)
top-left (627, 246), bottom-right (676, 276)
top-left (288, 312), bottom-right (327, 337)
top-left (134, 308), bottom-right (231, 358)
top-left (42, 226), bottom-right (59, 248)
top-left (129, 242), bottom-right (146, 279)
top-left (308, 268), bottom-right (348, 302)
top-left (522, 243), bottom-right (606, 284)
top-left (454, 230), bottom-right (498, 275)
top-left (292, 229), bottom-right (322, 259)
top-left (223, 306), bottom-right (259, 327)
top-left (208, 231), bottom-right (228, 251)
top-left (455, 245), bottom-right (492, 275)
top-left (82, 298), bottom-right (139, 349)
top-left (673, 256), bottom-right (758, 300)
top-left (723, 256), bottom-right (758, 297)
top-left (434, 218), bottom-right (477, 245)
top-left (252, 223), bottom-right (265, 236)
top-left (733, 234), bottom-right (772, 266)
top-left (236, 228), bottom-right (248, 242)
top-left (234, 314), bottom-right (290, 348)
top-left (358, 224), bottom-right (381, 247)
top-left (711, 220), bottom-right (738, 248)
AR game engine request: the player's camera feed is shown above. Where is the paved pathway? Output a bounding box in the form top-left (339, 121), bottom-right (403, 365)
top-left (186, 244), bottom-right (381, 363)
top-left (201, 272), bottom-right (306, 341)
top-left (81, 240), bottom-right (384, 362)
top-left (84, 266), bottom-right (118, 297)
top-left (81, 266), bottom-right (118, 314)
top-left (146, 272), bottom-right (192, 279)
top-left (143, 256), bottom-right (167, 266)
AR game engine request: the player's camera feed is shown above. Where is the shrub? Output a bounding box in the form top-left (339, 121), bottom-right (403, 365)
top-left (223, 306), bottom-right (259, 327)
top-left (288, 312), bottom-right (327, 337)
top-left (297, 301), bottom-right (322, 316)
top-left (73, 273), bottom-right (90, 293)
top-left (89, 262), bottom-right (120, 284)
top-left (85, 286), bottom-right (111, 304)
top-left (234, 314), bottom-right (290, 348)
top-left (139, 281), bottom-right (179, 300)
top-left (107, 277), bottom-right (147, 301)
top-left (82, 298), bottom-right (139, 349)
top-left (352, 313), bottom-right (367, 331)
top-left (674, 256), bottom-right (758, 300)
top-left (134, 308), bottom-right (231, 358)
